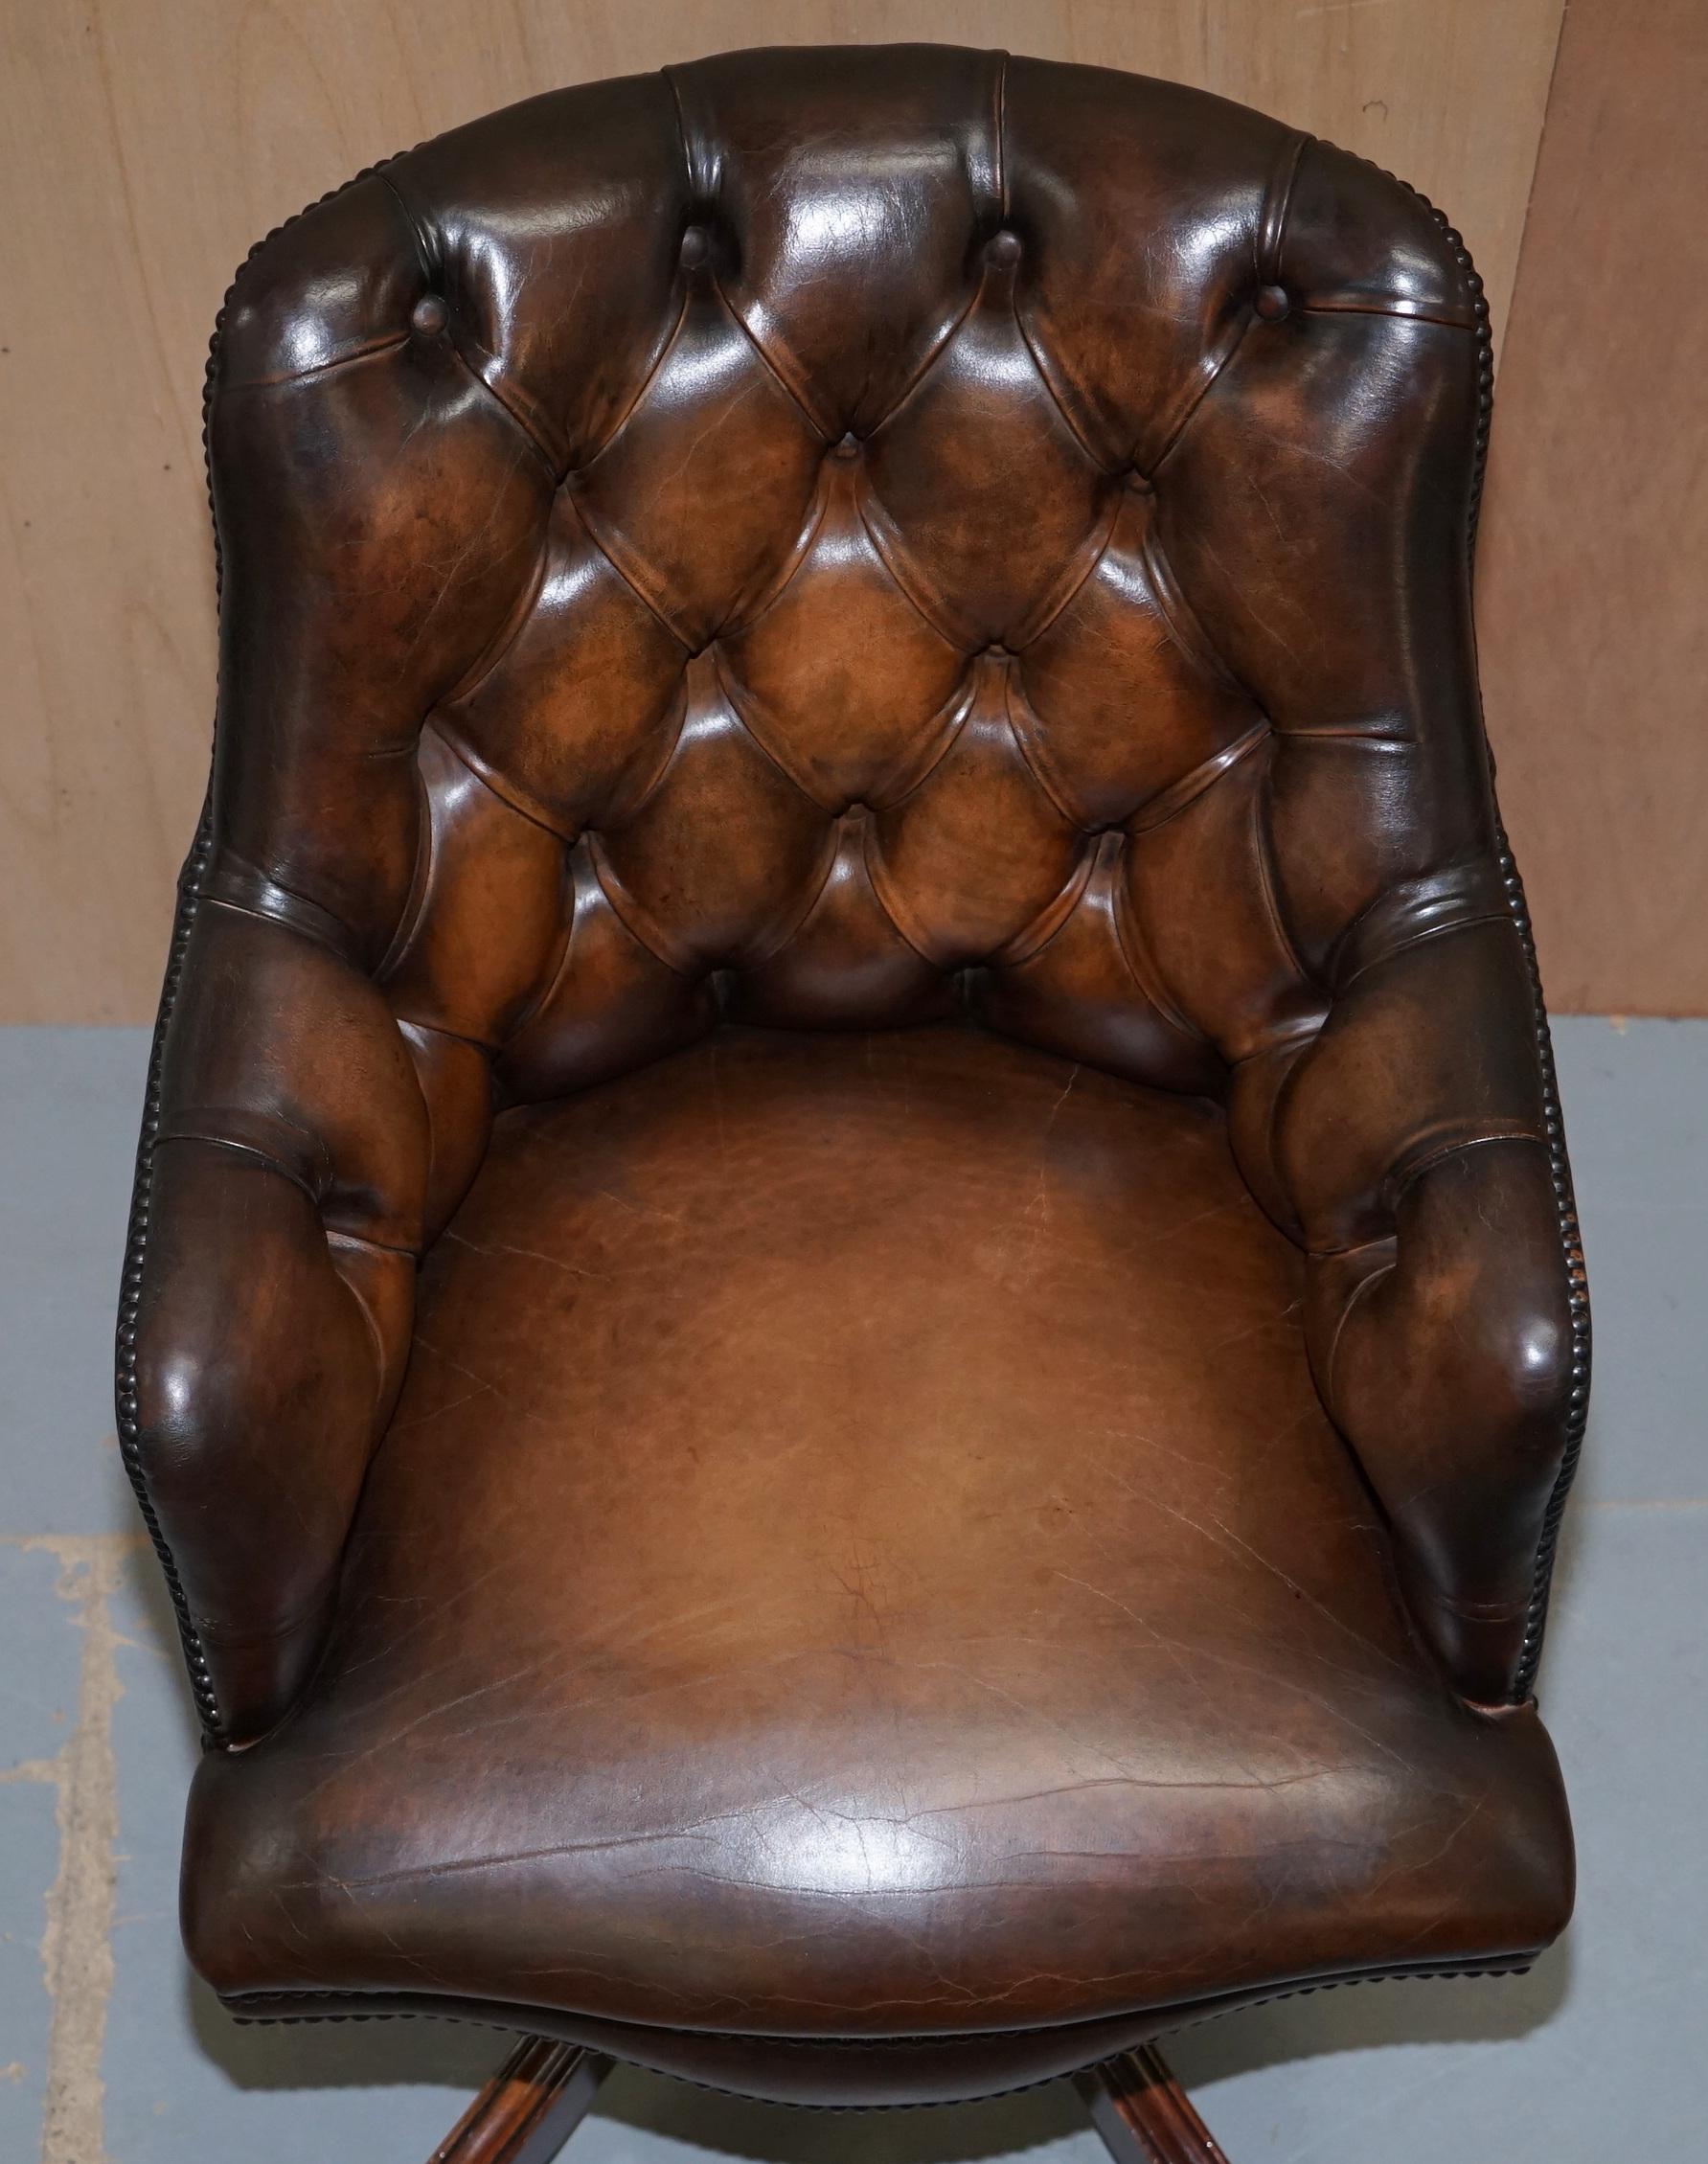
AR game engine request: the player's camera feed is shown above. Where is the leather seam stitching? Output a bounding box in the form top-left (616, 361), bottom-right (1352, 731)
top-left (1009, 487), bottom-right (1126, 648)
top-left (996, 670), bottom-right (1086, 831)
top-left (1321, 1241), bottom-right (1396, 1414)
top-left (711, 650), bottom-right (840, 813)
top-left (374, 165), bottom-right (436, 284)
top-left (1107, 861), bottom-right (1212, 1047)
top-left (323, 1222), bottom-right (418, 1262)
top-left (1333, 907), bottom-right (1511, 992)
top-left (1143, 310), bottom-right (1251, 478)
top-left (1386, 1127), bottom-right (1551, 1209)
top-left (721, 464), bottom-right (836, 638)
top-left (420, 717), bottom-right (578, 844)
top-left (199, 889), bottom-right (351, 959)
top-left (991, 49), bottom-right (1010, 220)
top-left (566, 490), bottom-right (700, 651)
top-left (443, 337), bottom-right (558, 474)
top-left (991, 841), bottom-right (1100, 966)
top-left (577, 280), bottom-right (695, 476)
top-left (203, 845), bottom-right (363, 951)
top-left (395, 1011), bottom-right (502, 1059)
top-left (852, 476), bottom-right (978, 651)
top-left (438, 517), bottom-right (556, 710)
top-left (1125, 719), bottom-right (1270, 835)
top-left (500, 857), bottom-right (582, 1043)
top-left (662, 63), bottom-right (708, 203)
top-left (375, 749), bottom-right (436, 984)
top-left (859, 282), bottom-right (985, 442)
top-left (218, 333), bottom-right (411, 392)
top-left (150, 1129), bottom-right (320, 1206)
top-left (1013, 303), bottom-right (1122, 477)
top-left (745, 821), bottom-right (847, 969)
top-left (1134, 523), bottom-right (1253, 698)
top-left (1301, 296), bottom-right (1476, 328)
top-left (1249, 740), bottom-right (1314, 989)
top-left (712, 277), bottom-right (837, 446)
top-left (582, 836), bottom-right (698, 981)
top-left (1012, 486), bottom-right (1123, 652)
top-left (858, 825), bottom-right (941, 968)
top-left (1258, 130), bottom-right (1311, 285)
top-left (866, 677), bottom-right (979, 812)
top-left (865, 674), bottom-right (982, 809)
top-left (323, 1230), bottom-right (403, 1407)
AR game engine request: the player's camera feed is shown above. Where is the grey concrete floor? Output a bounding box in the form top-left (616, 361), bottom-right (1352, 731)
top-left (2, 1017), bottom-right (1703, 2161)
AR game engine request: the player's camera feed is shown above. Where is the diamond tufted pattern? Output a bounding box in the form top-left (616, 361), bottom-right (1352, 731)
top-left (124, 43), bottom-right (1585, 1785)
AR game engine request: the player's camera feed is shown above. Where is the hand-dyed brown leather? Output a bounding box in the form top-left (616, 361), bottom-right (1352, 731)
top-left (186, 1023), bottom-right (1572, 2077)
top-left (118, 42), bottom-right (1587, 2081)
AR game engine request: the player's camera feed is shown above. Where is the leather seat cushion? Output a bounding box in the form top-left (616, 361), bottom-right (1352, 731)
top-left (186, 1022), bottom-right (1571, 2044)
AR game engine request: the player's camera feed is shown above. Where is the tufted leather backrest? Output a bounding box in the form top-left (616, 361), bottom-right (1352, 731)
top-left (125, 46), bottom-right (1587, 1742)
top-left (204, 45), bottom-right (1514, 1218)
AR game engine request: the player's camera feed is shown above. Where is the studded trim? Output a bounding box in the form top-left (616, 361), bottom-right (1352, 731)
top-left (1443, 204), bottom-right (1592, 1702)
top-left (216, 1954), bottom-right (1536, 2111)
top-left (115, 800), bottom-right (220, 1732)
top-left (1501, 826), bottom-right (1592, 1700)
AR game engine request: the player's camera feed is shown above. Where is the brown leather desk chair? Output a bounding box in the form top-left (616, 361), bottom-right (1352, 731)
top-left (116, 45), bottom-right (1589, 2162)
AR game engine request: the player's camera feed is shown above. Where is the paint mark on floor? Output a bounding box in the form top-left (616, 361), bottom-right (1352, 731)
top-left (3, 1535), bottom-right (144, 2164)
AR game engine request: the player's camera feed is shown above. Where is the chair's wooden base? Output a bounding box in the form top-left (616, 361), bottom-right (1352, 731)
top-left (1077, 2045), bottom-right (1231, 2164)
top-left (431, 2036), bottom-right (1228, 2163)
top-left (429, 2039), bottom-right (610, 2164)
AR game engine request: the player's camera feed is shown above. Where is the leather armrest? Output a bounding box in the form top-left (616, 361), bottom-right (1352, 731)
top-left (130, 1139), bottom-right (410, 1730)
top-left (123, 854), bottom-right (425, 1743)
top-left (1307, 1134), bottom-right (1579, 1702)
top-left (123, 224), bottom-right (541, 1743)
top-left (1141, 148), bottom-right (1590, 1700)
top-left (1249, 891), bottom-right (1586, 1703)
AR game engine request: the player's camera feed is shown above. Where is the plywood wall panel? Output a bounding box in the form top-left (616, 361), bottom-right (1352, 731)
top-left (2, 0), bottom-right (1565, 1019)
top-left (1476, 0), bottom-right (1708, 1014)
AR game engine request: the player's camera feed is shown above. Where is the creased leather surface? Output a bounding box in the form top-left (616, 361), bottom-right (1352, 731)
top-left (113, 41), bottom-right (1587, 2092)
top-left (187, 1027), bottom-right (1571, 2039)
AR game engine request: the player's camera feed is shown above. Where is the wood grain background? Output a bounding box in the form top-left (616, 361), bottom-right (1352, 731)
top-left (1475, 0), bottom-right (1707, 1014)
top-left (8, 0), bottom-right (1670, 1021)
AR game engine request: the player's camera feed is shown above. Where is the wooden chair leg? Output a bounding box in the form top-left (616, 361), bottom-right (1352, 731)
top-left (428, 2039), bottom-right (611, 2164)
top-left (1076, 2044), bottom-right (1231, 2164)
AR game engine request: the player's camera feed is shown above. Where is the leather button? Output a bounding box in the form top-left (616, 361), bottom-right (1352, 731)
top-left (986, 229), bottom-right (1022, 267)
top-left (679, 224), bottom-right (710, 269)
top-left (1253, 284), bottom-right (1291, 321)
top-left (411, 294), bottom-right (448, 336)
